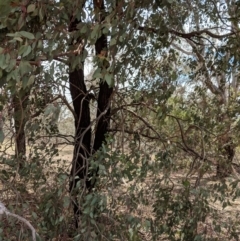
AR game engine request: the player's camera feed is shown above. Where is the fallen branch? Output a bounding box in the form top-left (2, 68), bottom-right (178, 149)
top-left (0, 201), bottom-right (37, 241)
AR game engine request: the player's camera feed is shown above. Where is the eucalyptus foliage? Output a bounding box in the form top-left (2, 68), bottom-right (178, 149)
top-left (0, 0), bottom-right (240, 240)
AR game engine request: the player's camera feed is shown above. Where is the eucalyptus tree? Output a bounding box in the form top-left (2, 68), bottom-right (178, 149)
top-left (0, 0), bottom-right (240, 239)
top-left (168, 0), bottom-right (240, 177)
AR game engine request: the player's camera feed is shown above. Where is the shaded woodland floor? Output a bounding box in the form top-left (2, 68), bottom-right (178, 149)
top-left (0, 143), bottom-right (240, 240)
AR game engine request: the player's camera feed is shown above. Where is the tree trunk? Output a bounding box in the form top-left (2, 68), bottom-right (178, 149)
top-left (216, 112), bottom-right (234, 178)
top-left (93, 0), bottom-right (113, 158)
top-left (216, 136), bottom-right (235, 178)
top-left (68, 9), bottom-right (92, 226)
top-left (68, 0), bottom-right (113, 228)
top-left (13, 92), bottom-right (29, 169)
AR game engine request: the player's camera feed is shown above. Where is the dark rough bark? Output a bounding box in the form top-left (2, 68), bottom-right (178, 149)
top-left (69, 67), bottom-right (92, 189)
top-left (13, 92), bottom-right (29, 169)
top-left (69, 66), bottom-right (92, 222)
top-left (93, 0), bottom-right (113, 153)
top-left (216, 112), bottom-right (234, 178)
top-left (69, 0), bottom-right (113, 227)
top-left (216, 137), bottom-right (235, 178)
top-left (68, 7), bottom-right (92, 226)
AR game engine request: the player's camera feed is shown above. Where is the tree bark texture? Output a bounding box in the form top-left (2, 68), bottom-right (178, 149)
top-left (216, 136), bottom-right (235, 178)
top-left (68, 4), bottom-right (93, 224)
top-left (93, 1), bottom-right (113, 153)
top-left (68, 14), bottom-right (92, 192)
top-left (215, 112), bottom-right (234, 178)
top-left (13, 91), bottom-right (30, 169)
top-left (68, 0), bottom-right (113, 227)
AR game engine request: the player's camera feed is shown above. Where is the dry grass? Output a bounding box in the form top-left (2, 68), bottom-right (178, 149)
top-left (1, 141), bottom-right (240, 240)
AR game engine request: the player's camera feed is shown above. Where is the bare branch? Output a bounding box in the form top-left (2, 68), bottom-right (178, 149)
top-left (138, 25), bottom-right (236, 39)
top-left (0, 201), bottom-right (37, 241)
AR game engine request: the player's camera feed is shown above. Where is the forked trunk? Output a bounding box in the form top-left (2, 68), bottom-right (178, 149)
top-left (68, 0), bottom-right (113, 228)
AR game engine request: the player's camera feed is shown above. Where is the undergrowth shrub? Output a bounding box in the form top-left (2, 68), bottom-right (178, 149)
top-left (0, 133), bottom-right (240, 240)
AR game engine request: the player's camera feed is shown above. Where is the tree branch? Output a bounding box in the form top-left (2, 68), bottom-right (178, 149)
top-left (138, 25), bottom-right (236, 39)
top-left (0, 201), bottom-right (37, 241)
top-left (16, 48), bottom-right (84, 66)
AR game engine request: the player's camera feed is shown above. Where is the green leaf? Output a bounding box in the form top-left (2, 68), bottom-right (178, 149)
top-left (27, 4), bottom-right (36, 13)
top-left (39, 7), bottom-right (44, 21)
top-left (91, 25), bottom-right (100, 40)
top-left (19, 31), bottom-right (35, 40)
top-left (5, 53), bottom-right (10, 64)
top-left (83, 207), bottom-right (90, 214)
top-left (19, 45), bottom-right (27, 56)
top-left (110, 38), bottom-right (117, 46)
top-left (104, 73), bottom-right (114, 87)
top-left (44, 105), bottom-right (53, 116)
top-left (22, 76), bottom-right (29, 89)
top-left (59, 215), bottom-right (64, 222)
top-left (2, 170), bottom-right (9, 179)
top-left (6, 33), bottom-right (19, 38)
top-left (13, 37), bottom-right (23, 42)
top-left (80, 25), bottom-right (87, 34)
top-left (32, 211), bottom-right (38, 219)
top-left (50, 63), bottom-right (54, 76)
top-left (0, 1), bottom-right (11, 19)
top-left (63, 196), bottom-right (70, 208)
top-left (73, 234), bottom-right (80, 240)
top-left (6, 59), bottom-right (16, 72)
top-left (22, 45), bottom-right (32, 57)
top-left (19, 61), bottom-right (32, 76)
top-left (19, 45), bottom-right (32, 57)
top-left (93, 68), bottom-right (102, 79)
top-left (27, 75), bottom-right (35, 86)
top-left (0, 54), bottom-right (5, 69)
top-left (37, 40), bottom-right (43, 49)
top-left (0, 129), bottom-right (4, 143)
